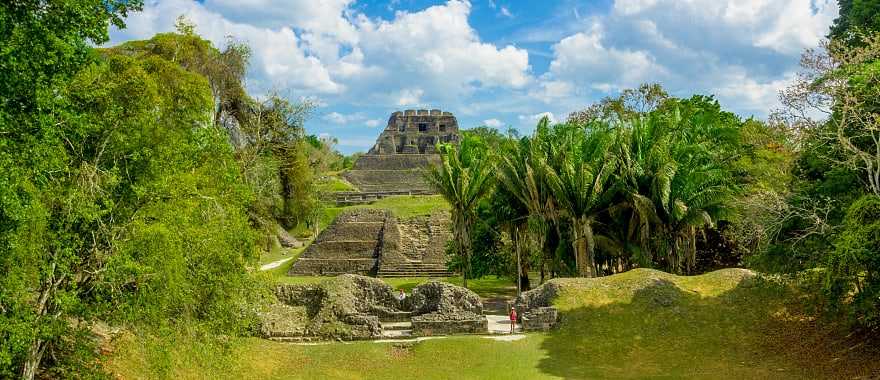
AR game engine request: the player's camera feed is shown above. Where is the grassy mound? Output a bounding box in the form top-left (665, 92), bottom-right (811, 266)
top-left (107, 269), bottom-right (880, 379)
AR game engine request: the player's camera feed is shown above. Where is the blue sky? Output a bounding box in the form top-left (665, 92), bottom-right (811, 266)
top-left (109, 0), bottom-right (838, 154)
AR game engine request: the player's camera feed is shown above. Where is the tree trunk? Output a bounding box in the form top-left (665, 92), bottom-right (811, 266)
top-left (513, 228), bottom-right (522, 298)
top-left (457, 217), bottom-right (470, 289)
top-left (21, 339), bottom-right (45, 380)
top-left (573, 219), bottom-right (597, 278)
top-left (585, 221), bottom-right (597, 277)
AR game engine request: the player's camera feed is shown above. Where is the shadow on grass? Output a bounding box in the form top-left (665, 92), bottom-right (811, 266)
top-left (536, 278), bottom-right (880, 379)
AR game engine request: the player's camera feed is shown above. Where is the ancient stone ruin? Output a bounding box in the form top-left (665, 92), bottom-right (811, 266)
top-left (514, 281), bottom-right (562, 332)
top-left (262, 275), bottom-right (486, 341)
top-left (288, 209), bottom-right (453, 277)
top-left (409, 281), bottom-right (488, 336)
top-left (342, 109), bottom-right (460, 194)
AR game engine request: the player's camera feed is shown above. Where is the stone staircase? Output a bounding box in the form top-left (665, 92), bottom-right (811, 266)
top-left (380, 320), bottom-right (413, 339)
top-left (377, 262), bottom-right (454, 277)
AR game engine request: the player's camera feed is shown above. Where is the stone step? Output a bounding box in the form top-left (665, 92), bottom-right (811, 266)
top-left (381, 264), bottom-right (447, 268)
top-left (381, 267), bottom-right (449, 272)
top-left (380, 321), bottom-right (413, 331)
top-left (268, 336), bottom-right (320, 343)
top-left (377, 272), bottom-right (454, 278)
top-left (378, 268), bottom-right (451, 272)
top-left (379, 311), bottom-right (412, 322)
top-left (379, 329), bottom-right (413, 339)
top-left (378, 270), bottom-right (453, 274)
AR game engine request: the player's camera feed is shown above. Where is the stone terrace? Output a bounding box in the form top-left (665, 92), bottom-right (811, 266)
top-left (288, 208), bottom-right (454, 278)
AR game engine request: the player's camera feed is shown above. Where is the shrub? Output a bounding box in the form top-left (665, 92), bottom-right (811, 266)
top-left (825, 195), bottom-right (880, 328)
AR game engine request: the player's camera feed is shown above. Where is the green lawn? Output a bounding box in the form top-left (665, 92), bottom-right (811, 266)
top-left (350, 195), bottom-right (449, 218)
top-left (108, 268), bottom-right (880, 379)
top-left (315, 176), bottom-right (357, 193)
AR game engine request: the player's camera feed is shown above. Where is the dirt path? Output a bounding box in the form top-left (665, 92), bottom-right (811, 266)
top-left (260, 257), bottom-right (293, 271)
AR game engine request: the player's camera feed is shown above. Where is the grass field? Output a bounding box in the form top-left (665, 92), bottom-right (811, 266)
top-left (107, 268), bottom-right (880, 379)
top-left (350, 195), bottom-right (449, 218)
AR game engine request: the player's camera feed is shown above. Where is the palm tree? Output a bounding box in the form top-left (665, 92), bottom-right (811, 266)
top-left (544, 123), bottom-right (621, 277)
top-left (426, 141), bottom-right (494, 288)
top-left (618, 113), bottom-right (735, 274)
top-left (497, 118), bottom-right (558, 277)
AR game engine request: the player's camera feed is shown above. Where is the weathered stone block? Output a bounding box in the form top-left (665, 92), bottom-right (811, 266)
top-left (410, 281), bottom-right (483, 316)
top-left (412, 313), bottom-right (488, 336)
top-left (521, 307), bottom-right (558, 331)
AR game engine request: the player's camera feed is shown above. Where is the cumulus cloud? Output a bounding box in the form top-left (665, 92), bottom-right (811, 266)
top-left (112, 0), bottom-right (343, 94)
top-left (353, 0), bottom-right (531, 102)
top-left (483, 118), bottom-right (504, 127)
top-left (547, 24), bottom-right (667, 92)
top-left (533, 0), bottom-right (837, 116)
top-left (111, 0), bottom-right (531, 107)
top-left (396, 88), bottom-right (424, 106)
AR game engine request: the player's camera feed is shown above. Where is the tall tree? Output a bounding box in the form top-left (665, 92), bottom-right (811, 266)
top-left (426, 139), bottom-right (494, 288)
top-left (544, 124), bottom-right (620, 277)
top-left (829, 0), bottom-right (880, 48)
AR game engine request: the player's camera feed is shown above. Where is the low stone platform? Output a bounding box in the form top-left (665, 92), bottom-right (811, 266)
top-left (521, 307), bottom-right (558, 331)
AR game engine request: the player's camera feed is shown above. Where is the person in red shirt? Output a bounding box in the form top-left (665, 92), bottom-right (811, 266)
top-left (509, 306), bottom-right (518, 334)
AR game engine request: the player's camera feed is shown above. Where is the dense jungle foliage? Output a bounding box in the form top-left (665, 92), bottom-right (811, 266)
top-left (1, 0), bottom-right (879, 378)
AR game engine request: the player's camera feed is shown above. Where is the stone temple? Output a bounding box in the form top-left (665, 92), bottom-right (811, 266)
top-left (342, 109), bottom-right (460, 193)
top-left (289, 109), bottom-right (460, 278)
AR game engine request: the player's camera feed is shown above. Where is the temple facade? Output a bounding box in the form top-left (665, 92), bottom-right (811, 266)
top-left (343, 109), bottom-right (461, 193)
top-left (368, 109), bottom-right (460, 155)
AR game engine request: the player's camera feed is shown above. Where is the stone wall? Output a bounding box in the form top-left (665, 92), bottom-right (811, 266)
top-left (411, 316), bottom-right (488, 336)
top-left (521, 307), bottom-right (558, 331)
top-left (342, 169), bottom-right (432, 193)
top-left (353, 154), bottom-right (441, 170)
top-left (263, 275), bottom-right (486, 340)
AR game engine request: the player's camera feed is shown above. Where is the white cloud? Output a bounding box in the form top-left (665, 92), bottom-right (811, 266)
top-left (547, 25), bottom-right (666, 92)
top-left (111, 0), bottom-right (343, 94)
top-left (713, 70), bottom-right (795, 113)
top-left (483, 118), bottom-right (504, 127)
top-left (396, 88), bottom-right (424, 106)
top-left (519, 112), bottom-right (557, 124)
top-left (365, 119), bottom-right (381, 127)
top-left (500, 7), bottom-right (513, 18)
top-left (614, 0), bottom-right (658, 15)
top-left (611, 0), bottom-right (838, 55)
top-left (354, 0), bottom-right (531, 101)
top-left (323, 111), bottom-right (365, 124)
top-left (111, 0), bottom-right (531, 108)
